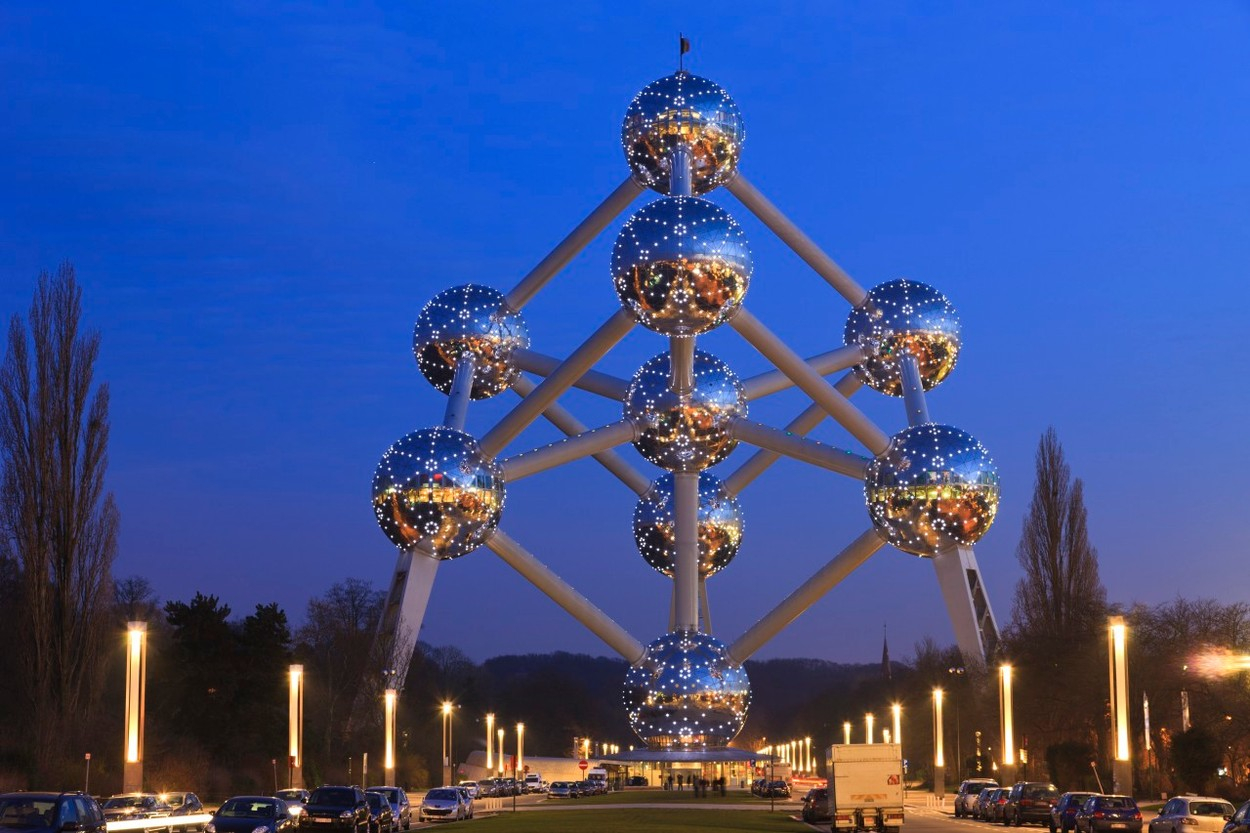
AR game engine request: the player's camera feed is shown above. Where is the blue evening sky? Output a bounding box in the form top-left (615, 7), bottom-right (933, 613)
top-left (2, 2), bottom-right (1247, 663)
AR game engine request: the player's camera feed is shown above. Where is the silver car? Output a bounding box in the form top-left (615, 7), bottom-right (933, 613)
top-left (417, 789), bottom-right (464, 824)
top-left (1150, 797), bottom-right (1236, 833)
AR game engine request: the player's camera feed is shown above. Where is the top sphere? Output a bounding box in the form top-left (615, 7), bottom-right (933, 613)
top-left (844, 279), bottom-right (961, 396)
top-left (372, 426), bottom-right (505, 559)
top-left (413, 284), bottom-right (529, 400)
top-left (622, 71), bottom-right (745, 196)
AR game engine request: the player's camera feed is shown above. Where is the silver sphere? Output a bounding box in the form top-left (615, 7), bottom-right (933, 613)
top-left (624, 350), bottom-right (746, 472)
top-left (622, 71), bottom-right (745, 195)
top-left (413, 284), bottom-right (529, 400)
top-left (612, 197), bottom-right (752, 336)
top-left (372, 427), bottom-right (505, 559)
top-left (864, 424), bottom-right (999, 557)
top-left (844, 279), bottom-right (961, 396)
top-left (623, 631), bottom-right (751, 749)
top-left (633, 473), bottom-right (744, 578)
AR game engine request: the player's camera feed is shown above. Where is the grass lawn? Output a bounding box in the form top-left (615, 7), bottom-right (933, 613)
top-left (563, 789), bottom-right (788, 806)
top-left (475, 808), bottom-right (806, 832)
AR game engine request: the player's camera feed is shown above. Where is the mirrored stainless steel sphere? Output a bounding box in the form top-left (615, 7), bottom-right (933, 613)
top-left (622, 71), bottom-right (745, 195)
top-left (634, 473), bottom-right (743, 578)
top-left (623, 631), bottom-right (751, 749)
top-left (864, 424), bottom-right (999, 557)
top-left (844, 279), bottom-right (961, 396)
top-left (624, 350), bottom-right (746, 472)
top-left (372, 427), bottom-right (505, 559)
top-left (612, 197), bottom-right (752, 336)
top-left (413, 284), bottom-right (529, 400)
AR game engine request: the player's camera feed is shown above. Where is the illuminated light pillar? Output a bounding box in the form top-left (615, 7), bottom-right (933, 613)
top-left (384, 689), bottom-right (397, 786)
top-left (999, 665), bottom-right (1016, 783)
top-left (791, 740), bottom-right (797, 769)
top-left (843, 721), bottom-right (852, 745)
top-left (497, 728), bottom-right (505, 775)
top-left (805, 737), bottom-right (812, 773)
top-left (441, 702), bottom-right (453, 786)
top-left (289, 665), bottom-right (304, 788)
top-left (123, 622), bottom-right (148, 793)
top-left (892, 703), bottom-right (902, 749)
top-left (933, 688), bottom-right (946, 797)
top-left (486, 713), bottom-right (495, 772)
top-left (1109, 616), bottom-right (1131, 794)
top-left (865, 714), bottom-right (875, 745)
top-left (516, 723), bottom-right (525, 778)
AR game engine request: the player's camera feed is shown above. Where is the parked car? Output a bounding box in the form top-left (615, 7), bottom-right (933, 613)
top-left (1053, 793), bottom-right (1099, 833)
top-left (207, 797), bottom-right (293, 833)
top-left (455, 782), bottom-right (480, 801)
top-left (548, 782), bottom-right (578, 799)
top-left (762, 780), bottom-right (790, 799)
top-left (958, 781), bottom-right (1001, 818)
top-left (803, 787), bottom-right (831, 823)
top-left (0, 792), bottom-right (107, 833)
top-left (986, 789), bottom-right (1011, 823)
top-left (417, 789), bottom-right (466, 823)
top-left (450, 789), bottom-right (473, 820)
top-left (523, 773), bottom-right (545, 794)
top-left (1003, 782), bottom-right (1060, 826)
top-left (977, 789), bottom-right (1002, 821)
top-left (363, 792), bottom-right (392, 833)
top-left (296, 787), bottom-right (368, 833)
top-left (626, 776), bottom-right (648, 787)
top-left (364, 788), bottom-right (409, 831)
top-left (1075, 795), bottom-right (1143, 833)
top-left (1150, 797), bottom-right (1236, 833)
top-left (102, 794), bottom-right (173, 830)
top-left (1223, 801), bottom-right (1250, 833)
top-left (275, 791), bottom-right (309, 820)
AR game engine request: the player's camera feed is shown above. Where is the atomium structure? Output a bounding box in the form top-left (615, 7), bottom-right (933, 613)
top-left (368, 65), bottom-right (1002, 756)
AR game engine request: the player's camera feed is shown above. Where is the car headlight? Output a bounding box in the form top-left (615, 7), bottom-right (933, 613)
top-left (252, 826), bottom-right (270, 833)
top-left (205, 824), bottom-right (216, 833)
top-left (339, 811), bottom-right (354, 819)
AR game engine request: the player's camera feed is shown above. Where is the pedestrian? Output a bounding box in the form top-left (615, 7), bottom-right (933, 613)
top-left (665, 774), bottom-right (672, 791)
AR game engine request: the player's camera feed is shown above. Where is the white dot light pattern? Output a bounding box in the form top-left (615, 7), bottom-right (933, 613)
top-left (612, 196), bottom-right (752, 336)
top-left (844, 278), bottom-right (961, 396)
top-left (413, 284), bottom-right (529, 400)
top-left (623, 631), bottom-right (751, 749)
top-left (621, 71), bottom-right (745, 196)
top-left (864, 424), bottom-right (999, 557)
top-left (372, 427), bottom-right (505, 559)
top-left (633, 472), bottom-right (744, 578)
top-left (624, 349), bottom-right (746, 472)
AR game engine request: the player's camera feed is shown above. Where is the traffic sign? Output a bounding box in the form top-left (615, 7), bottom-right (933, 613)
top-left (578, 759), bottom-right (588, 771)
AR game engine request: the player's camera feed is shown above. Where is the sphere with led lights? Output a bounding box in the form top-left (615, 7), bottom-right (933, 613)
top-left (612, 197), bottom-right (752, 336)
top-left (844, 278), bottom-right (961, 396)
top-left (623, 631), bottom-right (751, 749)
top-left (372, 427), bottom-right (505, 559)
top-left (633, 473), bottom-right (743, 578)
top-left (622, 71), bottom-right (745, 195)
top-left (864, 424), bottom-right (999, 557)
top-left (413, 284), bottom-right (529, 400)
top-left (624, 350), bottom-right (746, 472)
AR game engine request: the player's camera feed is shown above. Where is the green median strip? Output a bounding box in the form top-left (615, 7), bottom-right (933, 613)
top-left (475, 808), bottom-right (806, 832)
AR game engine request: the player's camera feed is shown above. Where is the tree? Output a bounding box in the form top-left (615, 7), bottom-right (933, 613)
top-left (164, 592), bottom-right (237, 755)
top-left (114, 574), bottom-right (161, 623)
top-left (1172, 727), bottom-right (1220, 793)
top-left (0, 263), bottom-right (119, 781)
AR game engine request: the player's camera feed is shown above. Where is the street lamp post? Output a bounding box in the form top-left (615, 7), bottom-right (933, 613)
top-left (805, 737), bottom-right (812, 774)
top-left (948, 666), bottom-right (964, 778)
top-left (497, 728), bottom-right (505, 776)
top-left (384, 689), bottom-right (397, 787)
top-left (289, 665), bottom-right (303, 788)
top-left (933, 688), bottom-right (946, 797)
top-left (517, 722), bottom-right (525, 781)
top-left (1109, 616), bottom-right (1131, 794)
top-left (843, 721), bottom-right (852, 745)
top-left (123, 622), bottom-right (148, 793)
top-left (892, 703), bottom-right (902, 749)
top-left (999, 665), bottom-right (1015, 783)
top-left (865, 713), bottom-right (875, 745)
top-left (486, 713), bottom-right (495, 772)
top-left (441, 702), bottom-right (453, 786)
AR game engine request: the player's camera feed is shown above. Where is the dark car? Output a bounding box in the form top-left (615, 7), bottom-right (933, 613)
top-left (101, 794), bottom-right (173, 827)
top-left (762, 780), bottom-right (790, 799)
top-left (957, 781), bottom-right (1001, 819)
top-left (0, 792), bottom-right (107, 833)
top-left (364, 789), bottom-right (408, 832)
top-left (1003, 782), bottom-right (1060, 826)
top-left (803, 788), bottom-right (831, 823)
top-left (207, 797), bottom-right (293, 833)
top-left (626, 776), bottom-right (648, 787)
top-left (548, 782), bottom-right (578, 799)
top-left (986, 789), bottom-right (1010, 822)
top-left (1224, 801), bottom-right (1250, 833)
top-left (363, 793), bottom-right (392, 833)
top-left (1053, 793), bottom-right (1098, 833)
top-left (976, 789), bottom-right (1001, 821)
top-left (1076, 796), bottom-right (1143, 833)
top-left (296, 787), bottom-right (368, 833)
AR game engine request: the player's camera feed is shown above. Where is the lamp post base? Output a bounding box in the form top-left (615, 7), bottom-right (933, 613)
top-left (934, 764), bottom-right (946, 797)
top-left (1112, 760), bottom-right (1132, 796)
top-left (123, 761), bottom-right (143, 793)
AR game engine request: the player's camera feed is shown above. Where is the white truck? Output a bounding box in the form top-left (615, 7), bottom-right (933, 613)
top-left (826, 743), bottom-right (905, 832)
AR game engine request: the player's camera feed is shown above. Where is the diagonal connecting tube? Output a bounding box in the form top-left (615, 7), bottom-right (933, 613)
top-left (727, 528), bottom-right (886, 664)
top-left (898, 354), bottom-right (931, 426)
top-left (731, 419), bottom-right (870, 479)
top-left (500, 421), bottom-right (636, 482)
top-left (443, 355), bottom-right (476, 431)
top-left (480, 309), bottom-right (634, 458)
top-left (731, 309), bottom-right (890, 455)
top-left (512, 348), bottom-right (630, 400)
top-left (741, 344), bottom-right (865, 401)
top-left (487, 529), bottom-right (646, 664)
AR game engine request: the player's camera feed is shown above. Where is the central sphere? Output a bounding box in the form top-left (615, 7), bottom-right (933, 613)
top-left (844, 279), bottom-right (961, 396)
top-left (612, 197), bottom-right (752, 336)
top-left (624, 350), bottom-right (746, 472)
top-left (623, 631), bottom-right (751, 749)
top-left (634, 473), bottom-right (743, 578)
top-left (372, 427), bottom-right (505, 560)
top-left (413, 284), bottom-right (529, 400)
top-left (621, 71), bottom-right (745, 195)
top-left (864, 424), bottom-right (999, 557)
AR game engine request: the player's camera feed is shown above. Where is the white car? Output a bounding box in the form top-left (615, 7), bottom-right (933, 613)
top-left (456, 782), bottom-right (481, 800)
top-left (417, 789), bottom-right (465, 823)
top-left (1149, 797), bottom-right (1236, 833)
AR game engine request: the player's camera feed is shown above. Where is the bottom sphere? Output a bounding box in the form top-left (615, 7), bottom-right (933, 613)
top-left (623, 631), bottom-right (751, 749)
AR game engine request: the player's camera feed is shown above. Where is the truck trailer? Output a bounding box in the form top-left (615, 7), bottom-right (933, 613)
top-left (825, 743), bottom-right (905, 832)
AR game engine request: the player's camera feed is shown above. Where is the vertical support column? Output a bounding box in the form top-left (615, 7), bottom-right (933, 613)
top-left (698, 578), bottom-right (712, 634)
top-left (898, 354), bottom-right (931, 426)
top-left (932, 544), bottom-right (1000, 665)
top-left (443, 355), bottom-right (476, 431)
top-left (999, 664), bottom-right (1016, 784)
top-left (384, 689), bottom-right (397, 786)
top-left (1109, 616), bottom-right (1132, 794)
top-left (933, 688), bottom-right (946, 797)
top-left (669, 336), bottom-right (694, 395)
top-left (843, 722), bottom-right (852, 745)
top-left (516, 722), bottom-right (525, 781)
top-left (289, 665), bottom-right (304, 788)
top-left (891, 703), bottom-right (902, 749)
top-left (123, 621), bottom-right (147, 793)
top-left (497, 728), bottom-right (505, 776)
top-left (486, 713), bottom-right (495, 772)
top-left (865, 713), bottom-right (875, 744)
top-left (672, 472), bottom-right (700, 632)
top-left (670, 144), bottom-right (693, 197)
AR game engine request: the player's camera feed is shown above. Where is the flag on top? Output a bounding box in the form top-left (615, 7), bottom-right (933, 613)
top-left (679, 34), bottom-right (690, 71)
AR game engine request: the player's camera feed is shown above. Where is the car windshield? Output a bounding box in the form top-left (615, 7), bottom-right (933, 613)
top-left (276, 791), bottom-right (304, 802)
top-left (1191, 802), bottom-right (1234, 817)
top-left (367, 790), bottom-right (397, 802)
top-left (1067, 794), bottom-right (1094, 804)
top-left (1025, 787), bottom-right (1058, 799)
top-left (218, 801), bottom-right (276, 819)
top-left (1099, 798), bottom-right (1136, 809)
top-left (0, 798), bottom-right (57, 829)
top-left (103, 797), bottom-right (145, 809)
top-left (309, 790), bottom-right (355, 807)
top-left (425, 791), bottom-right (456, 802)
